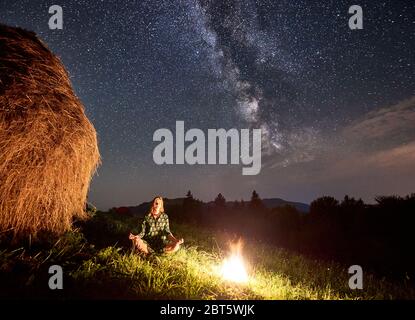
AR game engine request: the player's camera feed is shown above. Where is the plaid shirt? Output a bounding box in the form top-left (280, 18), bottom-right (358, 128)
top-left (138, 212), bottom-right (172, 250)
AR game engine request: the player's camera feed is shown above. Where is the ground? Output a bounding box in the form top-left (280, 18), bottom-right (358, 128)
top-left (0, 212), bottom-right (413, 300)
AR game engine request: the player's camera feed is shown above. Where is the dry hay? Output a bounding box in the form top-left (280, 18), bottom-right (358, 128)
top-left (0, 24), bottom-right (100, 240)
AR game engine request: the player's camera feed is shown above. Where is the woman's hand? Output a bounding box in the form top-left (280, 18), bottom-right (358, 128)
top-left (170, 235), bottom-right (184, 245)
top-left (129, 233), bottom-right (139, 240)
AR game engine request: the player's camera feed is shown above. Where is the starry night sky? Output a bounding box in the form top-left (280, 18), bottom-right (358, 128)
top-left (1, 0), bottom-right (414, 209)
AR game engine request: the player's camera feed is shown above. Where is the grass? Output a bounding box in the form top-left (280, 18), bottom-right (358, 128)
top-left (0, 212), bottom-right (414, 300)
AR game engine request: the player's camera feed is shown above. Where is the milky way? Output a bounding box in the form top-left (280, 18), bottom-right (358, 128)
top-left (1, 0), bottom-right (414, 208)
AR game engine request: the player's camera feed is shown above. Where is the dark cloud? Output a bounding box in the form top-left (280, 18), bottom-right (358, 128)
top-left (343, 96), bottom-right (415, 151)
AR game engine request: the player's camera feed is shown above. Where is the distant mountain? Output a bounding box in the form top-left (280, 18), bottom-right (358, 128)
top-left (125, 197), bottom-right (186, 216)
top-left (119, 196), bottom-right (309, 216)
top-left (261, 198), bottom-right (309, 213)
top-left (219, 198), bottom-right (309, 213)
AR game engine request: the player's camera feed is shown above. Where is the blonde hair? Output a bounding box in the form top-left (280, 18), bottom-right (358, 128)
top-left (149, 196), bottom-right (164, 216)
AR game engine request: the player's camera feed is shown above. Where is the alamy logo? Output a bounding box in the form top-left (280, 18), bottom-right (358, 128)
top-left (349, 5), bottom-right (363, 30)
top-left (348, 265), bottom-right (363, 289)
top-left (48, 265), bottom-right (63, 290)
top-left (48, 5), bottom-right (63, 30)
top-left (48, 264), bottom-right (63, 290)
top-left (153, 121), bottom-right (262, 175)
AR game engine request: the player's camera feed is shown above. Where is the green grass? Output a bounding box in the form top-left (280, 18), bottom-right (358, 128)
top-left (0, 213), bottom-right (414, 299)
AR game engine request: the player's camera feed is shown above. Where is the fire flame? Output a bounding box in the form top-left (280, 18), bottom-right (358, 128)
top-left (221, 239), bottom-right (249, 283)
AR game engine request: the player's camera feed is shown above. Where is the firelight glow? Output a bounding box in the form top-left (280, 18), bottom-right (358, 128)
top-left (221, 240), bottom-right (249, 283)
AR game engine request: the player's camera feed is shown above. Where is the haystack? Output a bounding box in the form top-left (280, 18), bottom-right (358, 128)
top-left (0, 24), bottom-right (100, 240)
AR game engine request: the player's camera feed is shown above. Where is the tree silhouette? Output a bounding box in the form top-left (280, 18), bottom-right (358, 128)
top-left (214, 193), bottom-right (226, 208)
top-left (183, 190), bottom-right (196, 223)
top-left (250, 190), bottom-right (265, 210)
top-left (186, 190), bottom-right (193, 200)
top-left (309, 196), bottom-right (339, 216)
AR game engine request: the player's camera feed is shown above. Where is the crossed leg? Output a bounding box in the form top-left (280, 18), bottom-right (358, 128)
top-left (129, 233), bottom-right (149, 255)
top-left (129, 233), bottom-right (184, 255)
top-left (164, 236), bottom-right (184, 254)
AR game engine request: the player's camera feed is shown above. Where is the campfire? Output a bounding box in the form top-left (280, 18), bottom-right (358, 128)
top-left (221, 239), bottom-right (249, 283)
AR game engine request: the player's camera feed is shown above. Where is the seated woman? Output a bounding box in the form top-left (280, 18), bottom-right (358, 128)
top-left (129, 196), bottom-right (184, 255)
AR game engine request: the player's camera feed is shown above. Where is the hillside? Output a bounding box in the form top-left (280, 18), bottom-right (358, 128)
top-left (120, 197), bottom-right (309, 216)
top-left (0, 211), bottom-right (413, 300)
top-left (261, 198), bottom-right (309, 212)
